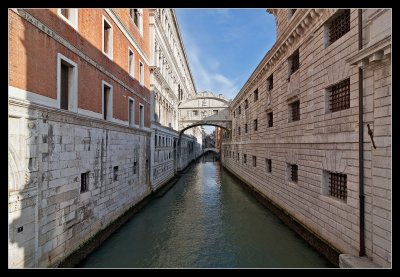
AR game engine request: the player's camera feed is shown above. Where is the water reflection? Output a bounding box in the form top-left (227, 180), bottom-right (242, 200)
top-left (79, 155), bottom-right (333, 268)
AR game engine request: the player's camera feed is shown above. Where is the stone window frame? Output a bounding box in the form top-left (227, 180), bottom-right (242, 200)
top-left (266, 159), bottom-right (272, 173)
top-left (58, 9), bottom-right (78, 31)
top-left (80, 171), bottom-right (90, 193)
top-left (288, 49), bottom-right (300, 77)
top-left (288, 99), bottom-right (300, 123)
top-left (128, 97), bottom-right (135, 127)
top-left (57, 53), bottom-right (78, 112)
top-left (243, 154), bottom-right (247, 164)
top-left (287, 163), bottom-right (298, 183)
top-left (254, 89), bottom-right (259, 102)
top-left (254, 119), bottom-right (258, 131)
top-left (139, 60), bottom-right (145, 86)
top-left (102, 80), bottom-right (113, 121)
top-left (322, 170), bottom-right (348, 202)
top-left (102, 15), bottom-right (113, 60)
top-left (325, 78), bottom-right (351, 113)
top-left (324, 9), bottom-right (351, 48)
top-left (267, 74), bottom-right (274, 91)
top-left (252, 156), bottom-right (257, 167)
top-left (128, 47), bottom-right (135, 78)
top-left (113, 166), bottom-right (119, 181)
top-left (267, 111), bottom-right (273, 127)
top-left (129, 8), bottom-right (143, 36)
top-left (139, 103), bottom-right (145, 128)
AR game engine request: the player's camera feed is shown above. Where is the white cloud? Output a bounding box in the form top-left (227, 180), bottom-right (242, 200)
top-left (185, 37), bottom-right (238, 101)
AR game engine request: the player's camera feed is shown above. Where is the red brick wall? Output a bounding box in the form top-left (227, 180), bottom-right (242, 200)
top-left (9, 9), bottom-right (151, 127)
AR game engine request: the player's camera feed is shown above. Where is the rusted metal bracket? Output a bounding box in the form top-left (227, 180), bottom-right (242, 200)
top-left (367, 124), bottom-right (377, 149)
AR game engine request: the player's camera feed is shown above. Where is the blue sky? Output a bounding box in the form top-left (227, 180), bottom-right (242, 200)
top-left (176, 9), bottom-right (276, 101)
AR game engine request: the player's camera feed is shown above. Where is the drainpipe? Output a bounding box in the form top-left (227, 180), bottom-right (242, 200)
top-left (358, 8), bottom-right (365, 257)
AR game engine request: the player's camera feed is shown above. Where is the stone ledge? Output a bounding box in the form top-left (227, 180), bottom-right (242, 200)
top-left (339, 254), bottom-right (382, 268)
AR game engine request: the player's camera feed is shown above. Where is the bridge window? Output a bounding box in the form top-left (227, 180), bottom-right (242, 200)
top-left (288, 164), bottom-right (298, 183)
top-left (243, 154), bottom-right (247, 164)
top-left (252, 156), bottom-right (257, 167)
top-left (326, 9), bottom-right (350, 46)
top-left (244, 99), bottom-right (248, 109)
top-left (254, 89), bottom-right (259, 101)
top-left (266, 159), bottom-right (272, 173)
top-left (254, 119), bottom-right (258, 131)
top-left (267, 112), bottom-right (273, 127)
top-left (289, 100), bottom-right (300, 122)
top-left (289, 49), bottom-right (300, 77)
top-left (245, 124), bottom-right (248, 133)
top-left (267, 74), bottom-right (273, 91)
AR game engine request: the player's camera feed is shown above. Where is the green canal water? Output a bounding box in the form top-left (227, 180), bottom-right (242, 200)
top-left (79, 154), bottom-right (333, 268)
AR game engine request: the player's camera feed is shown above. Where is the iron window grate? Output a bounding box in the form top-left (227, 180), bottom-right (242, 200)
top-left (254, 119), bottom-right (258, 131)
top-left (81, 172), bottom-right (89, 192)
top-left (290, 50), bottom-right (299, 75)
top-left (291, 164), bottom-right (298, 182)
top-left (329, 172), bottom-right (347, 201)
top-left (291, 101), bottom-right (300, 122)
top-left (266, 159), bottom-right (272, 173)
top-left (245, 99), bottom-right (248, 109)
top-left (329, 78), bottom-right (350, 112)
top-left (254, 89), bottom-right (259, 101)
top-left (329, 9), bottom-right (350, 45)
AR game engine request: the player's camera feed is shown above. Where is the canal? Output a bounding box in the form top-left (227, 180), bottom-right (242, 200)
top-left (78, 153), bottom-right (333, 268)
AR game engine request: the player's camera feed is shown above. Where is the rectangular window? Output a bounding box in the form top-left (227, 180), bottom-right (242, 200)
top-left (237, 153), bottom-right (239, 162)
top-left (103, 82), bottom-right (112, 120)
top-left (103, 17), bottom-right (113, 59)
top-left (328, 78), bottom-right (350, 112)
top-left (245, 123), bottom-right (248, 133)
top-left (238, 127), bottom-right (241, 136)
top-left (254, 89), bottom-right (259, 101)
top-left (213, 110), bottom-right (218, 115)
top-left (267, 112), bottom-right (273, 127)
top-left (328, 9), bottom-right (350, 45)
top-left (289, 101), bottom-right (300, 122)
top-left (253, 156), bottom-right (257, 167)
top-left (244, 99), bottom-right (248, 109)
top-left (233, 110), bottom-right (236, 118)
top-left (128, 98), bottom-right (134, 127)
top-left (289, 164), bottom-right (298, 183)
top-left (243, 154), bottom-right (247, 164)
top-left (267, 74), bottom-right (273, 91)
top-left (58, 54), bottom-right (77, 112)
top-left (193, 110), bottom-right (198, 116)
top-left (58, 9), bottom-right (78, 30)
top-left (128, 48), bottom-right (134, 77)
top-left (266, 159), bottom-right (272, 173)
top-left (113, 166), bottom-right (118, 181)
top-left (60, 63), bottom-right (69, 110)
top-left (139, 104), bottom-right (144, 128)
top-left (289, 49), bottom-right (299, 76)
top-left (133, 161), bottom-right (138, 174)
top-left (81, 172), bottom-right (89, 193)
top-left (238, 106), bottom-right (241, 114)
top-left (324, 171), bottom-right (347, 201)
top-left (139, 61), bottom-right (144, 85)
top-left (254, 119), bottom-right (258, 131)
top-left (130, 9), bottom-right (143, 34)
top-left (155, 134), bottom-right (157, 147)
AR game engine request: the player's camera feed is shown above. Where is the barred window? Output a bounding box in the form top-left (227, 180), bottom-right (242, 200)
top-left (254, 119), bottom-right (258, 131)
top-left (253, 156), bottom-right (257, 167)
top-left (289, 164), bottom-right (298, 183)
top-left (289, 49), bottom-right (299, 75)
top-left (328, 9), bottom-right (350, 45)
top-left (254, 89), bottom-right (259, 101)
top-left (238, 126), bottom-right (241, 135)
top-left (267, 112), bottom-right (273, 127)
top-left (244, 99), bottom-right (249, 109)
top-left (328, 79), bottom-right (350, 112)
top-left (233, 111), bottom-right (236, 118)
top-left (113, 166), bottom-right (119, 181)
top-left (238, 106), bottom-right (241, 114)
top-left (329, 172), bottom-right (347, 201)
top-left (245, 123), bottom-right (248, 133)
top-left (267, 74), bottom-right (273, 91)
top-left (237, 153), bottom-right (240, 161)
top-left (266, 159), bottom-right (272, 173)
top-left (81, 172), bottom-right (89, 192)
top-left (243, 154), bottom-right (247, 164)
top-left (289, 101), bottom-right (300, 122)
